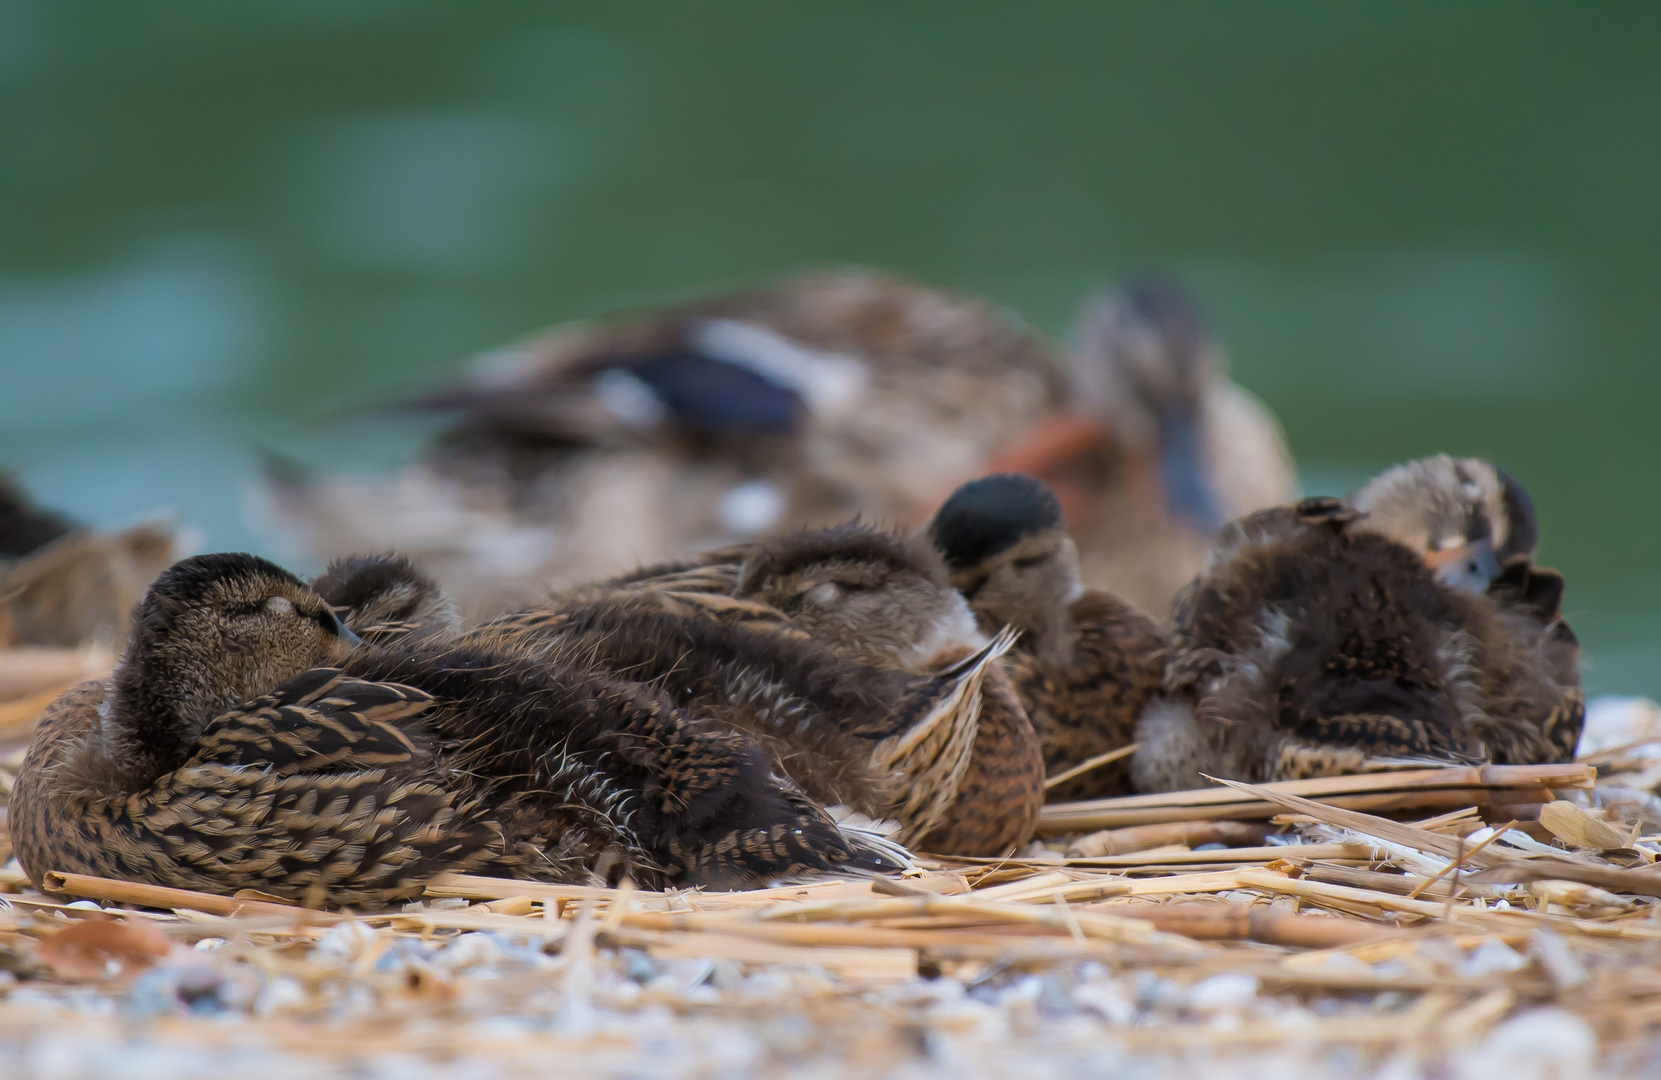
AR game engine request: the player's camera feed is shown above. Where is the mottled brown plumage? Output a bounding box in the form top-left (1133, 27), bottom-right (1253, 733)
top-left (13, 553), bottom-right (878, 906)
top-left (1133, 497), bottom-right (1583, 792)
top-left (441, 518), bottom-right (1040, 855)
top-left (929, 474), bottom-right (1166, 802)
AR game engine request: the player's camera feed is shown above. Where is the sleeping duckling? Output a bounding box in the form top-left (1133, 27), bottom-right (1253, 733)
top-left (1132, 496), bottom-right (1583, 793)
top-left (311, 552), bottom-right (462, 644)
top-left (13, 554), bottom-right (882, 904)
top-left (730, 524), bottom-right (1042, 854)
top-left (927, 474), bottom-right (1166, 801)
top-left (406, 524), bottom-right (1033, 855)
top-left (1351, 454), bottom-right (1538, 594)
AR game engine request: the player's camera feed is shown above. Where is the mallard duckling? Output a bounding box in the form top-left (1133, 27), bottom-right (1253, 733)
top-left (447, 537), bottom-right (1029, 855)
top-left (927, 474), bottom-right (1166, 801)
top-left (0, 475), bottom-right (178, 648)
top-left (13, 554), bottom-right (882, 904)
top-left (311, 553), bottom-right (461, 644)
top-left (1132, 496), bottom-right (1583, 792)
top-left (987, 278), bottom-right (1297, 618)
top-left (1351, 454), bottom-right (1538, 594)
top-left (730, 524), bottom-right (1042, 854)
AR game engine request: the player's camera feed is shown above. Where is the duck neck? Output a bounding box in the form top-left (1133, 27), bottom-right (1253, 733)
top-left (106, 646), bottom-right (223, 788)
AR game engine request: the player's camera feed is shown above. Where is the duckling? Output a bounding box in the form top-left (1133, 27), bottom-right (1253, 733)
top-left (729, 524), bottom-right (1042, 854)
top-left (442, 528), bottom-right (1032, 855)
top-left (1351, 454), bottom-right (1538, 594)
top-left (1132, 496), bottom-right (1583, 793)
top-left (12, 554), bottom-right (882, 904)
top-left (986, 278), bottom-right (1297, 619)
top-left (311, 553), bottom-right (461, 644)
top-left (267, 271), bottom-right (1295, 621)
top-left (926, 474), bottom-right (1166, 801)
top-left (0, 474), bottom-right (178, 648)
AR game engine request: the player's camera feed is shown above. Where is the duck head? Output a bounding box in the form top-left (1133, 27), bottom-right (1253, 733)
top-left (1069, 277), bottom-right (1227, 533)
top-left (312, 552), bottom-right (461, 642)
top-left (1351, 455), bottom-right (1538, 595)
top-left (735, 522), bottom-right (983, 670)
top-left (107, 553), bottom-right (360, 786)
top-left (927, 473), bottom-right (1086, 670)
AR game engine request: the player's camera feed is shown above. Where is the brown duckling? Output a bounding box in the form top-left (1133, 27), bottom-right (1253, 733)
top-left (1132, 496), bottom-right (1583, 793)
top-left (438, 527), bottom-right (1033, 855)
top-left (311, 552), bottom-right (462, 644)
top-left (926, 474), bottom-right (1166, 801)
top-left (1351, 454), bottom-right (1538, 595)
top-left (13, 554), bottom-right (884, 905)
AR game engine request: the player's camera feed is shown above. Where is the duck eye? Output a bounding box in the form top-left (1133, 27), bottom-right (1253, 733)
top-left (802, 582), bottom-right (841, 606)
top-left (263, 596), bottom-right (295, 615)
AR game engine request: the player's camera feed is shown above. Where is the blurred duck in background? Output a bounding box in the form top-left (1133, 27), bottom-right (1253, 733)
top-left (268, 269), bottom-right (1295, 620)
top-left (0, 475), bottom-right (178, 712)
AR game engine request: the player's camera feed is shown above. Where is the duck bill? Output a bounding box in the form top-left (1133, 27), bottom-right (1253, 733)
top-left (328, 609), bottom-right (363, 660)
top-left (1426, 538), bottom-right (1501, 594)
top-left (1156, 409), bottom-right (1225, 533)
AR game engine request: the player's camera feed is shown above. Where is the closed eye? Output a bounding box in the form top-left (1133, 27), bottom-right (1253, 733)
top-left (1011, 556), bottom-right (1047, 570)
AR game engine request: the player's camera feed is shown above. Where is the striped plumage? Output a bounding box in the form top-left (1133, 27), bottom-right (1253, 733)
top-left (11, 673), bottom-right (504, 908)
top-left (12, 553), bottom-right (875, 907)
top-left (429, 516), bottom-right (1040, 856)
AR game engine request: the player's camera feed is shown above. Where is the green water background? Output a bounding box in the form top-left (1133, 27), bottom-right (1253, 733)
top-left (1, 4), bottom-right (1656, 696)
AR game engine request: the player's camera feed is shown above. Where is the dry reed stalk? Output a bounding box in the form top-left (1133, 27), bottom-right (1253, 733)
top-left (608, 926), bottom-right (919, 981)
top-left (1037, 763), bottom-right (1594, 834)
top-left (1112, 903), bottom-right (1388, 947)
top-left (1065, 819), bottom-right (1269, 857)
top-left (1468, 855), bottom-right (1661, 899)
top-left (1062, 842), bottom-right (1377, 868)
top-left (752, 893), bottom-right (1214, 953)
top-left (1042, 742), bottom-right (1141, 791)
top-left (1207, 777), bottom-right (1508, 868)
top-left (1299, 864), bottom-right (1463, 900)
top-left (1538, 801), bottom-right (1630, 850)
top-left (383, 909), bottom-right (571, 938)
top-left (41, 871), bottom-right (345, 922)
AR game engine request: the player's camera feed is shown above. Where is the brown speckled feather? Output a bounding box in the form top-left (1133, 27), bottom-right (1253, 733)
top-left (10, 679), bottom-right (505, 907)
top-left (1009, 591), bottom-right (1166, 801)
top-left (1135, 499), bottom-right (1582, 792)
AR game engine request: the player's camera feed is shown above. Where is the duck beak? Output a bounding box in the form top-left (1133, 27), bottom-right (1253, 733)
top-left (1156, 409), bottom-right (1225, 533)
top-left (1426, 538), bottom-right (1501, 594)
top-left (327, 608), bottom-right (363, 659)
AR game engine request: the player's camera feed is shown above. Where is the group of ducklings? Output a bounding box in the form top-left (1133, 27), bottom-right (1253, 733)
top-left (9, 454), bottom-right (1579, 909)
top-left (5, 270), bottom-right (1583, 912)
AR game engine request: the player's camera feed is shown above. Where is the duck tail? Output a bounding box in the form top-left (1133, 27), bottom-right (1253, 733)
top-left (874, 626), bottom-right (1018, 846)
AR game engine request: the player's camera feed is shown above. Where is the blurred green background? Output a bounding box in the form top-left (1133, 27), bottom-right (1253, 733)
top-left (0, 4), bottom-right (1655, 695)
